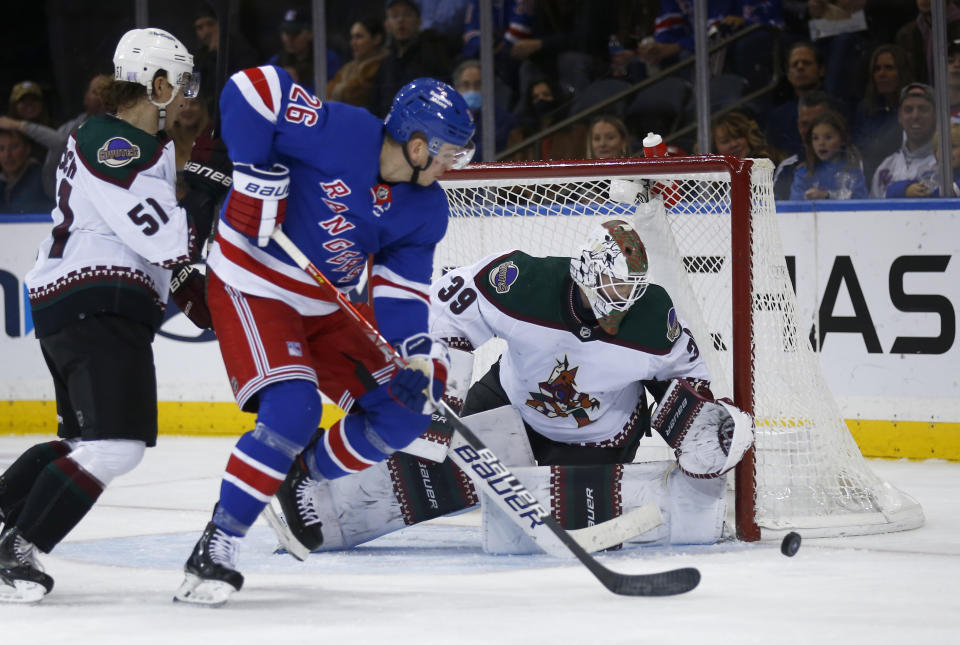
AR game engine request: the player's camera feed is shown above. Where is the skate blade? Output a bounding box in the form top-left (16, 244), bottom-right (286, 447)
top-left (173, 573), bottom-right (236, 607)
top-left (261, 503), bottom-right (310, 562)
top-left (0, 579), bottom-right (50, 603)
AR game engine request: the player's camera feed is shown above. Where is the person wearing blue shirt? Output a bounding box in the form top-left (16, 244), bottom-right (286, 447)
top-left (173, 69), bottom-right (475, 607)
top-left (790, 111), bottom-right (868, 200)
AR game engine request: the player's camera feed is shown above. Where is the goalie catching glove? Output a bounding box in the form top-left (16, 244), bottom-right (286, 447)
top-left (652, 378), bottom-right (755, 478)
top-left (388, 333), bottom-right (449, 414)
top-left (225, 162), bottom-right (289, 246)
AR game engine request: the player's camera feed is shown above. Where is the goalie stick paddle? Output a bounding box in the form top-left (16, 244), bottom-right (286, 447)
top-left (269, 228), bottom-right (701, 597)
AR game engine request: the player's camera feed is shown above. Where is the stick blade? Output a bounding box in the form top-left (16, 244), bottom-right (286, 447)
top-left (604, 566), bottom-right (701, 597)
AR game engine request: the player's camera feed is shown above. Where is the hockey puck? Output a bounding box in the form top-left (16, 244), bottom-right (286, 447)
top-left (780, 531), bottom-right (801, 557)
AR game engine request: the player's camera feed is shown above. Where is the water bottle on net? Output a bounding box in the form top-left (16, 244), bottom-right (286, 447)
top-left (642, 132), bottom-right (680, 207)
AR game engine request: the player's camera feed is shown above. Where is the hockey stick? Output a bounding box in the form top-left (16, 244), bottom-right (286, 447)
top-left (269, 228), bottom-right (700, 596)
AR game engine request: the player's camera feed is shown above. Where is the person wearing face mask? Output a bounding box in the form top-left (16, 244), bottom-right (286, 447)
top-left (452, 59), bottom-right (516, 161)
top-left (507, 76), bottom-right (586, 161)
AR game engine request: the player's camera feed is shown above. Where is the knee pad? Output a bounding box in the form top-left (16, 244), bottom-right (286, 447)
top-left (67, 439), bottom-right (146, 486)
top-left (257, 379), bottom-right (324, 446)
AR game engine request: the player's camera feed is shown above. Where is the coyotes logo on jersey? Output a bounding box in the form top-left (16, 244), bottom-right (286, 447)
top-left (525, 355), bottom-right (599, 427)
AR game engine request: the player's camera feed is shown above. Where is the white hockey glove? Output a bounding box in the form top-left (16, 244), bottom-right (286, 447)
top-left (651, 378), bottom-right (755, 479)
top-left (398, 333), bottom-right (451, 413)
top-left (225, 163), bottom-right (290, 246)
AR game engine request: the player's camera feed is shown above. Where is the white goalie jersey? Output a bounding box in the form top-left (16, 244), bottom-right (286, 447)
top-left (429, 250), bottom-right (710, 446)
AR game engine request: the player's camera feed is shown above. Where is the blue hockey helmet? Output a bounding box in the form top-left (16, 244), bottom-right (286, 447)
top-left (385, 78), bottom-right (476, 168)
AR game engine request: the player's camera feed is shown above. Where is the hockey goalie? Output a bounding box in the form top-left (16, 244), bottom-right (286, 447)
top-left (267, 219), bottom-right (754, 556)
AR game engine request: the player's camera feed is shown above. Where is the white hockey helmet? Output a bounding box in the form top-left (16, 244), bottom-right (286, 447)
top-left (113, 28), bottom-right (198, 107)
top-left (570, 219), bottom-right (650, 334)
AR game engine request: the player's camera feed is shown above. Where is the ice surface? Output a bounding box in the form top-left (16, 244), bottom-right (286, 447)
top-left (1, 436), bottom-right (957, 644)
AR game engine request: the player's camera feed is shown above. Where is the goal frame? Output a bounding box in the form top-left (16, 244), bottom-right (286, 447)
top-left (439, 155), bottom-right (788, 542)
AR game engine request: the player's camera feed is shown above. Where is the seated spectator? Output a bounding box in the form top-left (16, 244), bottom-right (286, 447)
top-left (723, 0), bottom-right (785, 91)
top-left (0, 73), bottom-right (111, 199)
top-left (461, 0), bottom-right (529, 98)
top-left (711, 111), bottom-right (782, 162)
top-left (896, 0), bottom-right (960, 85)
top-left (871, 82), bottom-right (938, 198)
top-left (790, 111), bottom-right (867, 200)
top-left (506, 77), bottom-right (586, 161)
top-left (853, 44), bottom-right (913, 184)
top-left (268, 6), bottom-right (343, 95)
top-left (192, 2), bottom-right (260, 114)
top-left (452, 59), bottom-right (516, 161)
top-left (368, 0), bottom-right (452, 117)
top-left (327, 18), bottom-right (388, 107)
top-left (0, 129), bottom-right (53, 214)
top-left (765, 42), bottom-right (831, 159)
top-left (886, 123), bottom-right (960, 198)
top-left (773, 91), bottom-right (835, 199)
top-left (168, 96), bottom-right (210, 200)
top-left (417, 0), bottom-right (470, 58)
top-left (586, 115), bottom-right (632, 159)
top-left (505, 0), bottom-right (611, 100)
top-left (638, 0), bottom-right (781, 83)
top-left (5, 81), bottom-right (55, 162)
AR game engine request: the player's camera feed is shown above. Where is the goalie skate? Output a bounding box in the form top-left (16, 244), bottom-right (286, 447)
top-left (0, 529), bottom-right (54, 604)
top-left (174, 522), bottom-right (243, 607)
top-left (264, 455), bottom-right (324, 561)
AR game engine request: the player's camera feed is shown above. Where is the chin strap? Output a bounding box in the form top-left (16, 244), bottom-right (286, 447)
top-left (147, 84), bottom-right (181, 131)
top-left (401, 140), bottom-right (432, 184)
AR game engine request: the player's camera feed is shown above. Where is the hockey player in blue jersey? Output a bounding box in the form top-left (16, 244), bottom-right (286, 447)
top-left (174, 67), bottom-right (474, 606)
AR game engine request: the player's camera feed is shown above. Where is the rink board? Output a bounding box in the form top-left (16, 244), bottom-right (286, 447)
top-left (1, 201), bottom-right (958, 459)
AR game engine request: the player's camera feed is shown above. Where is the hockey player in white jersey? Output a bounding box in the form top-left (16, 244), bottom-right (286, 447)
top-left (269, 219), bottom-right (754, 557)
top-left (0, 28), bottom-right (230, 603)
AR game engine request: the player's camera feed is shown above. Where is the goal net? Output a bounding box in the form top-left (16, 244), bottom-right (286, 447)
top-left (437, 157), bottom-right (924, 541)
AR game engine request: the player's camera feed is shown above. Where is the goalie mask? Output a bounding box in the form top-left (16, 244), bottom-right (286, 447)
top-left (570, 219), bottom-right (649, 335)
top-left (113, 28), bottom-right (199, 111)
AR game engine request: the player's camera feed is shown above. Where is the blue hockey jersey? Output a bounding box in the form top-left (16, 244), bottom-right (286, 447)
top-left (207, 65), bottom-right (450, 346)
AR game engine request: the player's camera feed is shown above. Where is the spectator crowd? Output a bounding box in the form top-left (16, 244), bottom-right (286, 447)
top-left (3, 0), bottom-right (959, 213)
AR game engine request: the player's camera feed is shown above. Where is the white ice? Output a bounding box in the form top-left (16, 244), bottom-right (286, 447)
top-left (1, 435), bottom-right (957, 645)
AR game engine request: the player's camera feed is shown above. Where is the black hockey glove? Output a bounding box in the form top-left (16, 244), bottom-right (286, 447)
top-left (183, 122), bottom-right (232, 201)
top-left (169, 264), bottom-right (212, 330)
top-left (179, 122), bottom-right (232, 244)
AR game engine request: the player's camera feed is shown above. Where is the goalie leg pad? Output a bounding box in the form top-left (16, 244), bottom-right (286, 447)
top-left (297, 447), bottom-right (477, 551)
top-left (651, 378), bottom-right (755, 478)
top-left (481, 461), bottom-right (726, 554)
top-left (286, 408), bottom-right (532, 552)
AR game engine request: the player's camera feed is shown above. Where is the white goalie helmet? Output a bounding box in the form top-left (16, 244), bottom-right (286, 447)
top-left (570, 219), bottom-right (650, 334)
top-left (113, 28), bottom-right (198, 107)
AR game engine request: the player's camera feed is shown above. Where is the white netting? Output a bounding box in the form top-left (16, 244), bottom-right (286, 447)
top-left (438, 159), bottom-right (923, 539)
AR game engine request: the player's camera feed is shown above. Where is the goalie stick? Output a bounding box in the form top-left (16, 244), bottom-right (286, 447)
top-left (268, 228), bottom-right (701, 597)
top-left (265, 495), bottom-right (664, 561)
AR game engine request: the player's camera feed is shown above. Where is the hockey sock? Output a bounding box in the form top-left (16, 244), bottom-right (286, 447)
top-left (216, 380), bottom-right (322, 536)
top-left (310, 414), bottom-right (391, 480)
top-left (14, 455), bottom-right (104, 553)
top-left (0, 440), bottom-right (72, 527)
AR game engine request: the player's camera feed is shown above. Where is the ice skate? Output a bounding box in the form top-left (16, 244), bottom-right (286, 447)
top-left (263, 454), bottom-right (324, 561)
top-left (0, 528), bottom-right (54, 603)
top-left (174, 522), bottom-right (243, 607)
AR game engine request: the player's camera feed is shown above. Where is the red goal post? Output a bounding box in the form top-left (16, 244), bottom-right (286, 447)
top-left (438, 156), bottom-right (924, 541)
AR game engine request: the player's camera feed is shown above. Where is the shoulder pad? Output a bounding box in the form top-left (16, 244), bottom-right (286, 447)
top-left (75, 115), bottom-right (164, 188)
top-left (616, 284), bottom-right (681, 352)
